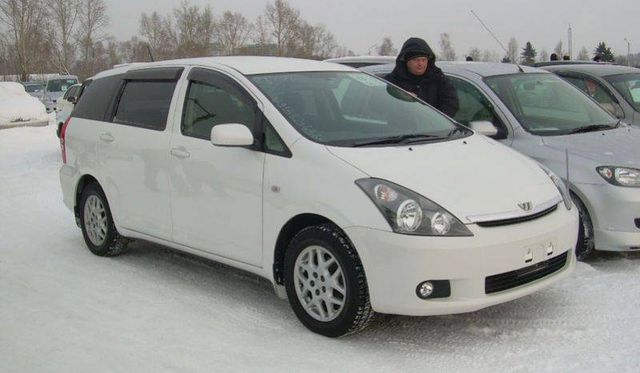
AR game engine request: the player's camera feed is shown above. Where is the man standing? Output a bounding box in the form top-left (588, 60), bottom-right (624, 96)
top-left (384, 37), bottom-right (459, 117)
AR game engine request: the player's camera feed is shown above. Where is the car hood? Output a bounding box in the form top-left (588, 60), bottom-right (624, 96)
top-left (541, 126), bottom-right (640, 167)
top-left (328, 135), bottom-right (561, 223)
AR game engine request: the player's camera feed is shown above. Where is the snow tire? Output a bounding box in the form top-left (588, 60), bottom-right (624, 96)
top-left (79, 183), bottom-right (129, 257)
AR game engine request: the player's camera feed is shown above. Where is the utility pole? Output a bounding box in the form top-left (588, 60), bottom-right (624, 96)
top-left (568, 24), bottom-right (573, 59)
top-left (624, 38), bottom-right (631, 66)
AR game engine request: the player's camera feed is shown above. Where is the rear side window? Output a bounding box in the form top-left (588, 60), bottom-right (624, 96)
top-left (73, 75), bottom-right (123, 121)
top-left (113, 81), bottom-right (177, 131)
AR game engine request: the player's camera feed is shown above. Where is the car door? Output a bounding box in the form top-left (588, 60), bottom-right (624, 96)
top-left (168, 67), bottom-right (265, 266)
top-left (97, 67), bottom-right (183, 240)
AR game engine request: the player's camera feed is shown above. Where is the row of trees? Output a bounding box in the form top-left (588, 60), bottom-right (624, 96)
top-left (375, 35), bottom-right (636, 66)
top-left (0, 0), bottom-right (349, 81)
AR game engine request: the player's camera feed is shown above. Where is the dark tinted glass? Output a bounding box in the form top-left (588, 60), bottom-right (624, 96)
top-left (182, 80), bottom-right (256, 140)
top-left (114, 81), bottom-right (177, 130)
top-left (73, 75), bottom-right (123, 121)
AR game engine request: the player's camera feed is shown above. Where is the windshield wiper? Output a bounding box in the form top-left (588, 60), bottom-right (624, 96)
top-left (353, 134), bottom-right (442, 147)
top-left (567, 123), bottom-right (617, 134)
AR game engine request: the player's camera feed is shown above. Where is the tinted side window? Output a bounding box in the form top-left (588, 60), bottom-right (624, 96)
top-left (73, 75), bottom-right (123, 121)
top-left (182, 79), bottom-right (256, 140)
top-left (113, 81), bottom-right (177, 131)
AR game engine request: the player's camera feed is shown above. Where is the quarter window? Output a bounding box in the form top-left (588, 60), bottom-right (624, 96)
top-left (113, 81), bottom-right (177, 130)
top-left (182, 79), bottom-right (256, 140)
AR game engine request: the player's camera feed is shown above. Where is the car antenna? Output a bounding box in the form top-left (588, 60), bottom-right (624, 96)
top-left (470, 10), bottom-right (525, 73)
top-left (565, 148), bottom-right (570, 188)
top-left (146, 43), bottom-right (155, 62)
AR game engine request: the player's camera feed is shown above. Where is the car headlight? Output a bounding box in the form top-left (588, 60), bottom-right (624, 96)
top-left (597, 166), bottom-right (640, 187)
top-left (539, 165), bottom-right (572, 210)
top-left (356, 178), bottom-right (473, 236)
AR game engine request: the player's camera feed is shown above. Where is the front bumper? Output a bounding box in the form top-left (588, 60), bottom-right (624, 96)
top-left (344, 205), bottom-right (578, 316)
top-left (577, 183), bottom-right (640, 251)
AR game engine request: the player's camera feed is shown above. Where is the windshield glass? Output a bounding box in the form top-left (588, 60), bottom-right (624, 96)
top-left (249, 72), bottom-right (468, 146)
top-left (24, 84), bottom-right (44, 93)
top-left (484, 73), bottom-right (616, 135)
top-left (605, 73), bottom-right (640, 112)
top-left (47, 78), bottom-right (78, 92)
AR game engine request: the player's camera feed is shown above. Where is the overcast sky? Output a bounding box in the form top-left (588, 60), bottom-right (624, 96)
top-left (104, 0), bottom-right (638, 58)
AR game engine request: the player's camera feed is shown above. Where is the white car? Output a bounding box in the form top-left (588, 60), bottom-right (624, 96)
top-left (59, 57), bottom-right (578, 337)
top-left (0, 82), bottom-right (49, 128)
top-left (55, 84), bottom-right (82, 138)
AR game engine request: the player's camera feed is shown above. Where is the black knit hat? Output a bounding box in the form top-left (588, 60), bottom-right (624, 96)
top-left (404, 50), bottom-right (429, 61)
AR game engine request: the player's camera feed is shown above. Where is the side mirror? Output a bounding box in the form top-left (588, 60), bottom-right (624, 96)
top-left (211, 124), bottom-right (254, 147)
top-left (469, 120), bottom-right (499, 137)
top-left (68, 96), bottom-right (77, 105)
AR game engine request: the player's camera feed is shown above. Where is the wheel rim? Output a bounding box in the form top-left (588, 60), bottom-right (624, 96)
top-left (294, 245), bottom-right (346, 322)
top-left (84, 195), bottom-right (108, 246)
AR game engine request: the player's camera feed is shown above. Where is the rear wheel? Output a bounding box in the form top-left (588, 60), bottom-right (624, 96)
top-left (79, 183), bottom-right (128, 256)
top-left (284, 224), bottom-right (374, 337)
top-left (572, 194), bottom-right (594, 260)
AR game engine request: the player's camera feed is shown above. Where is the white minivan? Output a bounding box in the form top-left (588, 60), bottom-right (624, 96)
top-left (59, 57), bottom-right (578, 337)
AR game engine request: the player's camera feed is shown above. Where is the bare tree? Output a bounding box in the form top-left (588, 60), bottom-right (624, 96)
top-left (48, 0), bottom-right (80, 74)
top-left (577, 46), bottom-right (589, 61)
top-left (481, 49), bottom-right (499, 62)
top-left (439, 33), bottom-right (456, 61)
top-left (291, 22), bottom-right (336, 59)
top-left (554, 41), bottom-right (564, 57)
top-left (0, 0), bottom-right (49, 80)
top-left (378, 37), bottom-right (396, 56)
top-left (216, 11), bottom-right (252, 56)
top-left (468, 48), bottom-right (481, 61)
top-left (173, 1), bottom-right (215, 58)
top-left (265, 0), bottom-right (300, 56)
top-left (119, 36), bottom-right (153, 63)
top-left (139, 11), bottom-right (176, 61)
top-left (539, 49), bottom-right (549, 62)
top-left (76, 0), bottom-right (109, 78)
top-left (507, 37), bottom-right (518, 63)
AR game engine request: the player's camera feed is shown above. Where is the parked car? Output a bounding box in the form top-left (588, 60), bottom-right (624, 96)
top-left (55, 83), bottom-right (82, 138)
top-left (0, 82), bottom-right (49, 128)
top-left (59, 57), bottom-right (577, 337)
top-left (42, 75), bottom-right (79, 113)
top-left (21, 81), bottom-right (45, 100)
top-left (363, 62), bottom-right (640, 259)
top-left (541, 64), bottom-right (640, 127)
top-left (324, 55), bottom-right (395, 68)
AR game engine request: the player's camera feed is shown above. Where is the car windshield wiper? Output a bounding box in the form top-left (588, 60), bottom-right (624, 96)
top-left (567, 123), bottom-right (618, 134)
top-left (353, 134), bottom-right (443, 147)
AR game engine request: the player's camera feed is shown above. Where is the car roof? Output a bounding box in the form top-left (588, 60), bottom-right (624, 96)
top-left (324, 56), bottom-right (396, 64)
top-left (362, 61), bottom-right (546, 78)
top-left (47, 75), bottom-right (78, 80)
top-left (94, 56), bottom-right (355, 80)
top-left (541, 64), bottom-right (640, 77)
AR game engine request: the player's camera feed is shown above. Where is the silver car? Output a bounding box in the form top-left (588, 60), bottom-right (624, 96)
top-left (363, 62), bottom-right (640, 259)
top-left (42, 75), bottom-right (79, 113)
top-left (541, 64), bottom-right (640, 127)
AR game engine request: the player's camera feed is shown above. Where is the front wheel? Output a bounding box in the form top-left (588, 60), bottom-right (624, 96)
top-left (284, 224), bottom-right (374, 337)
top-left (572, 194), bottom-right (594, 260)
top-left (79, 183), bottom-right (129, 257)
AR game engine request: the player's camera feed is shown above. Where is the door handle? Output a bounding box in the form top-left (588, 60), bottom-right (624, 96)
top-left (170, 147), bottom-right (191, 159)
top-left (99, 133), bottom-right (114, 143)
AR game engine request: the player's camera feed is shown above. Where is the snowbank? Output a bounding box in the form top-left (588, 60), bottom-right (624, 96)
top-left (0, 82), bottom-right (49, 127)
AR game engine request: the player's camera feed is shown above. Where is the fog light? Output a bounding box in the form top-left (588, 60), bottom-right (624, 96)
top-left (417, 281), bottom-right (434, 299)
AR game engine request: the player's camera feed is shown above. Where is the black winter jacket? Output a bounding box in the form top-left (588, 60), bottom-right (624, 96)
top-left (384, 38), bottom-right (459, 117)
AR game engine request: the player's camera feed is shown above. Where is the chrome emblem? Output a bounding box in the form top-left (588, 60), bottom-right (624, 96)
top-left (518, 202), bottom-right (533, 212)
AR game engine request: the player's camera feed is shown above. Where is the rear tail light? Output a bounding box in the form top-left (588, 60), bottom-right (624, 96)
top-left (60, 117), bottom-right (71, 164)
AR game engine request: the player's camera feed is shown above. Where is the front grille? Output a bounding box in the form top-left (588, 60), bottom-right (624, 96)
top-left (485, 251), bottom-right (568, 294)
top-left (477, 205), bottom-right (558, 228)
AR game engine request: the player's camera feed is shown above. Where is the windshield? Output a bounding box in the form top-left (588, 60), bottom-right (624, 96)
top-left (24, 84), bottom-right (44, 93)
top-left (484, 73), bottom-right (616, 136)
top-left (249, 72), bottom-right (469, 146)
top-left (47, 78), bottom-right (78, 93)
top-left (605, 73), bottom-right (640, 112)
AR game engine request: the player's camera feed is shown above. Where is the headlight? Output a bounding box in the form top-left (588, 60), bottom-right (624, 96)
top-left (597, 166), bottom-right (640, 187)
top-left (539, 165), bottom-right (572, 210)
top-left (356, 178), bottom-right (473, 236)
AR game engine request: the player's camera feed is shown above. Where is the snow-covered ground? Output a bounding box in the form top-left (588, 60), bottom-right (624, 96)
top-left (1, 125), bottom-right (639, 372)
